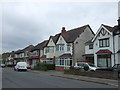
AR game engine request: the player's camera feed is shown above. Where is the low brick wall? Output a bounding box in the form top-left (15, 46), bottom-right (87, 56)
top-left (64, 69), bottom-right (118, 80)
top-left (55, 66), bottom-right (64, 71)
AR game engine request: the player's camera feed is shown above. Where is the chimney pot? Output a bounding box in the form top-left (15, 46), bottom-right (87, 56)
top-left (61, 27), bottom-right (66, 34)
top-left (62, 27), bottom-right (65, 30)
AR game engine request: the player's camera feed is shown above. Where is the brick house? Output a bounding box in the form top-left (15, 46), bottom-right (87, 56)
top-left (29, 40), bottom-right (48, 67)
top-left (14, 45), bottom-right (34, 64)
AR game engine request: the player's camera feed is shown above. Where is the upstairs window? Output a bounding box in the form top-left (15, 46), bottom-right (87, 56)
top-left (89, 44), bottom-right (93, 49)
top-left (45, 46), bottom-right (54, 53)
top-left (99, 38), bottom-right (109, 47)
top-left (67, 44), bottom-right (71, 51)
top-left (33, 51), bottom-right (38, 56)
top-left (56, 45), bottom-right (59, 51)
top-left (56, 44), bottom-right (64, 51)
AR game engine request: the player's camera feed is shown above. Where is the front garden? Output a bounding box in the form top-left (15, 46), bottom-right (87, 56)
top-left (64, 67), bottom-right (118, 80)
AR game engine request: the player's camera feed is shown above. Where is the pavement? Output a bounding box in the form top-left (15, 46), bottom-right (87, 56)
top-left (28, 69), bottom-right (119, 87)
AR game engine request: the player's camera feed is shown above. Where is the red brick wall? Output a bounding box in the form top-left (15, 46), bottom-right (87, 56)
top-left (55, 66), bottom-right (64, 71)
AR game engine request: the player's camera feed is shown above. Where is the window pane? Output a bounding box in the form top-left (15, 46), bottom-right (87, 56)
top-left (89, 44), bottom-right (93, 49)
top-left (106, 39), bottom-right (109, 47)
top-left (98, 58), bottom-right (107, 67)
top-left (103, 40), bottom-right (106, 47)
top-left (67, 46), bottom-right (70, 51)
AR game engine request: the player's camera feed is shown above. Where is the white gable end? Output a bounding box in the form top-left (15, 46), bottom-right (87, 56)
top-left (56, 35), bottom-right (66, 45)
top-left (47, 38), bottom-right (55, 46)
top-left (92, 25), bottom-right (112, 42)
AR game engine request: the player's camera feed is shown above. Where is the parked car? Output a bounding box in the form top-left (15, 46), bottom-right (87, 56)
top-left (1, 64), bottom-right (6, 68)
top-left (74, 62), bottom-right (97, 71)
top-left (96, 64), bottom-right (120, 78)
top-left (96, 64), bottom-right (120, 71)
top-left (112, 64), bottom-right (120, 71)
top-left (14, 62), bottom-right (27, 71)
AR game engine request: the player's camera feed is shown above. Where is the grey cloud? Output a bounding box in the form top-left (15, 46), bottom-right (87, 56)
top-left (1, 2), bottom-right (118, 53)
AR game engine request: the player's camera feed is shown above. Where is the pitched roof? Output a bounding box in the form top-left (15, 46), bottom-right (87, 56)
top-left (102, 24), bottom-right (114, 32)
top-left (51, 34), bottom-right (61, 44)
top-left (31, 40), bottom-right (48, 51)
top-left (92, 24), bottom-right (115, 42)
top-left (46, 25), bottom-right (94, 46)
top-left (22, 45), bottom-right (34, 52)
top-left (85, 38), bottom-right (93, 45)
top-left (62, 25), bottom-right (92, 43)
top-left (14, 50), bottom-right (23, 54)
top-left (14, 45), bottom-right (34, 54)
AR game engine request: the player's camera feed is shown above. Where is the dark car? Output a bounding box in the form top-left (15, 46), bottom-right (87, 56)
top-left (96, 64), bottom-right (120, 71)
top-left (112, 64), bottom-right (120, 78)
top-left (112, 64), bottom-right (120, 71)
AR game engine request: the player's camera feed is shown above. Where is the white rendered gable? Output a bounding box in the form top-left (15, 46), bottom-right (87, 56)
top-left (92, 25), bottom-right (113, 42)
top-left (56, 35), bottom-right (66, 45)
top-left (47, 38), bottom-right (55, 46)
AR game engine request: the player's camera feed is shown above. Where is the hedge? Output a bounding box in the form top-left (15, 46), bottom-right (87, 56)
top-left (34, 62), bottom-right (55, 71)
top-left (64, 69), bottom-right (118, 80)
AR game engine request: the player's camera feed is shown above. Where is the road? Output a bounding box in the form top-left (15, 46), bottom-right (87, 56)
top-left (2, 68), bottom-right (117, 88)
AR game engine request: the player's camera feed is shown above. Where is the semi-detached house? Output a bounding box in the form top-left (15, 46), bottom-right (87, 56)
top-left (14, 45), bottom-right (34, 64)
top-left (29, 40), bottom-right (48, 67)
top-left (85, 18), bottom-right (120, 67)
top-left (55, 25), bottom-right (95, 70)
top-left (43, 34), bottom-right (60, 64)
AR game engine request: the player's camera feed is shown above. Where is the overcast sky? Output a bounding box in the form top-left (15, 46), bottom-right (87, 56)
top-left (0, 1), bottom-right (119, 54)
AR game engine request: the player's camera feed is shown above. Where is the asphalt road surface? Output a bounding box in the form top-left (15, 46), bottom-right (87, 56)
top-left (2, 68), bottom-right (117, 88)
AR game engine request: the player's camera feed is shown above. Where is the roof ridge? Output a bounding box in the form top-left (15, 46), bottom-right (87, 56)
top-left (102, 24), bottom-right (113, 28)
top-left (67, 24), bottom-right (89, 32)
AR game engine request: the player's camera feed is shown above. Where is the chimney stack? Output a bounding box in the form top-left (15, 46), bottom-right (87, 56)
top-left (118, 17), bottom-right (120, 25)
top-left (61, 27), bottom-right (66, 34)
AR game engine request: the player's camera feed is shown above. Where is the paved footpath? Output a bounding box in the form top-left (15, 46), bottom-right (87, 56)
top-left (28, 69), bottom-right (119, 88)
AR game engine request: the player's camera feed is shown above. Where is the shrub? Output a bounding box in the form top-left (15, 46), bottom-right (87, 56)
top-left (45, 64), bottom-right (55, 70)
top-left (35, 62), bottom-right (55, 71)
top-left (69, 66), bottom-right (75, 70)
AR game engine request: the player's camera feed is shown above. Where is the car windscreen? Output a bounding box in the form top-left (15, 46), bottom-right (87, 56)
top-left (112, 64), bottom-right (118, 69)
top-left (17, 63), bottom-right (27, 66)
top-left (88, 63), bottom-right (95, 67)
top-left (77, 63), bottom-right (83, 66)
